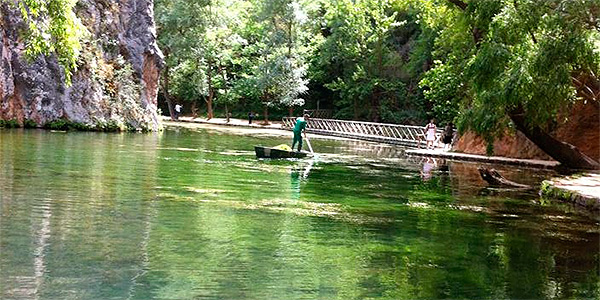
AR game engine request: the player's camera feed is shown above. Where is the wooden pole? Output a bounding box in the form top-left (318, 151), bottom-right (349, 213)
top-left (305, 134), bottom-right (314, 154)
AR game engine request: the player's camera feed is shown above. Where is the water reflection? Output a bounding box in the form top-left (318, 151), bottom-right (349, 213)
top-left (421, 157), bottom-right (437, 181)
top-left (0, 128), bottom-right (598, 300)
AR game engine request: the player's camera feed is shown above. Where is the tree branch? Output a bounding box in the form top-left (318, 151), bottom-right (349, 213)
top-left (529, 31), bottom-right (537, 44)
top-left (446, 0), bottom-right (467, 10)
top-left (509, 106), bottom-right (600, 169)
top-left (513, 0), bottom-right (538, 44)
top-left (445, 0), bottom-right (484, 47)
top-left (572, 71), bottom-right (600, 102)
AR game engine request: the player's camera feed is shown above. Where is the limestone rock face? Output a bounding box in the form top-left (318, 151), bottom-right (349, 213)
top-left (0, 0), bottom-right (164, 130)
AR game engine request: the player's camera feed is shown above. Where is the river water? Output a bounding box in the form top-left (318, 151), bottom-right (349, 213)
top-left (0, 126), bottom-right (598, 300)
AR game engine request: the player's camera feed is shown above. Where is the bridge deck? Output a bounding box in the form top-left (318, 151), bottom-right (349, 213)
top-left (282, 117), bottom-right (445, 149)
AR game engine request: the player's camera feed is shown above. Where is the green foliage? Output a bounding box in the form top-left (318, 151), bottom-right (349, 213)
top-left (252, 0), bottom-right (313, 109)
top-left (15, 0), bottom-right (86, 84)
top-left (155, 0), bottom-right (315, 118)
top-left (23, 119), bottom-right (38, 128)
top-left (101, 57), bottom-right (154, 131)
top-left (41, 118), bottom-right (131, 132)
top-left (309, 0), bottom-right (433, 123)
top-left (94, 120), bottom-right (121, 132)
top-left (419, 60), bottom-right (462, 126)
top-left (0, 119), bottom-right (37, 129)
top-left (155, 0), bottom-right (598, 131)
top-left (0, 119), bottom-right (21, 128)
top-left (43, 119), bottom-right (91, 131)
top-left (170, 60), bottom-right (203, 102)
top-left (416, 0), bottom-right (600, 144)
top-left (155, 0), bottom-right (438, 123)
top-left (0, 116), bottom-right (144, 132)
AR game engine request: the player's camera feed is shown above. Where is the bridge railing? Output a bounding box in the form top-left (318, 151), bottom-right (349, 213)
top-left (282, 117), bottom-right (444, 148)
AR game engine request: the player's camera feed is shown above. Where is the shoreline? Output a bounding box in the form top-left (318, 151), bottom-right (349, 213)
top-left (541, 174), bottom-right (600, 211)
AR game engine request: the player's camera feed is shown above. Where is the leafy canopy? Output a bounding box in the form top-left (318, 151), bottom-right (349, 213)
top-left (416, 0), bottom-right (600, 140)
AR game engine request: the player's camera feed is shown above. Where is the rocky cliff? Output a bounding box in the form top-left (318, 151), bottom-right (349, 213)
top-left (0, 0), bottom-right (164, 131)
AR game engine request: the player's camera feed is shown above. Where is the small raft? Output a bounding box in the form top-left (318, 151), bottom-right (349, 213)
top-left (254, 146), bottom-right (308, 159)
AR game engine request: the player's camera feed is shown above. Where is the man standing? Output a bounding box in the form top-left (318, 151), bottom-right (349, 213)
top-left (291, 114), bottom-right (309, 152)
top-left (248, 111), bottom-right (255, 124)
top-left (174, 103), bottom-right (182, 120)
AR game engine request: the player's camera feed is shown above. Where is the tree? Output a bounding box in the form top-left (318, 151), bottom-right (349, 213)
top-left (251, 0), bottom-right (313, 123)
top-left (155, 0), bottom-right (208, 120)
top-left (193, 0), bottom-right (250, 120)
top-left (416, 0), bottom-right (600, 169)
top-left (156, 0), bottom-right (259, 121)
top-left (309, 0), bottom-right (430, 124)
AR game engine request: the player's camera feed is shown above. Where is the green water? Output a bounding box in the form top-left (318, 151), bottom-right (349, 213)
top-left (0, 126), bottom-right (598, 300)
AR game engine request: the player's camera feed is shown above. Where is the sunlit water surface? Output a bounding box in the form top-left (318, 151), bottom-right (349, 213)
top-left (0, 126), bottom-right (598, 300)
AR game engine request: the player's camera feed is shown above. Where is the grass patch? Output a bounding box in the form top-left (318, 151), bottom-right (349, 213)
top-left (2, 118), bottom-right (151, 132)
top-left (23, 119), bottom-right (38, 128)
top-left (43, 119), bottom-right (91, 131)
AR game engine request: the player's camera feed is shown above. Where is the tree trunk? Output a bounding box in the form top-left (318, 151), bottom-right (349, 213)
top-left (289, 106), bottom-right (294, 117)
top-left (206, 98), bottom-right (213, 120)
top-left (191, 101), bottom-right (198, 119)
top-left (162, 64), bottom-right (175, 121)
top-left (370, 89), bottom-right (381, 123)
top-left (263, 105), bottom-right (269, 125)
top-left (219, 64), bottom-right (231, 124)
top-left (372, 36), bottom-right (383, 123)
top-left (509, 108), bottom-right (600, 169)
top-left (478, 167), bottom-right (531, 188)
top-left (206, 61), bottom-right (214, 120)
top-left (225, 104), bottom-right (230, 123)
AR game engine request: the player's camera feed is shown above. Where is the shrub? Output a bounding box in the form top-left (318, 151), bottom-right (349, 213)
top-left (0, 119), bottom-right (21, 128)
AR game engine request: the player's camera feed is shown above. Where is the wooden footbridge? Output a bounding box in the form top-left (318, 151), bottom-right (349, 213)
top-left (282, 117), bottom-right (444, 148)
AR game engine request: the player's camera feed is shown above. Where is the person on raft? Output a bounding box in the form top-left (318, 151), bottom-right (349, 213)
top-left (291, 114), bottom-right (310, 152)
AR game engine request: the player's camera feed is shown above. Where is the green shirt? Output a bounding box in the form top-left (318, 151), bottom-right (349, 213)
top-left (293, 117), bottom-right (307, 133)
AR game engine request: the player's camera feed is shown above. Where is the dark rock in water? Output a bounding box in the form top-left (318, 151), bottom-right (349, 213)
top-left (478, 167), bottom-right (531, 189)
top-left (0, 0), bottom-right (164, 131)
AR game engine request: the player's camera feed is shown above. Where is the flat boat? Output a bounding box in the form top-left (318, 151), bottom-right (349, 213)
top-left (254, 146), bottom-right (309, 159)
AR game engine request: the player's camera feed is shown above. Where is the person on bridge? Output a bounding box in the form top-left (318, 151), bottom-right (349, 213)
top-left (291, 114), bottom-right (310, 152)
top-left (442, 122), bottom-right (454, 151)
top-left (424, 119), bottom-right (437, 150)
